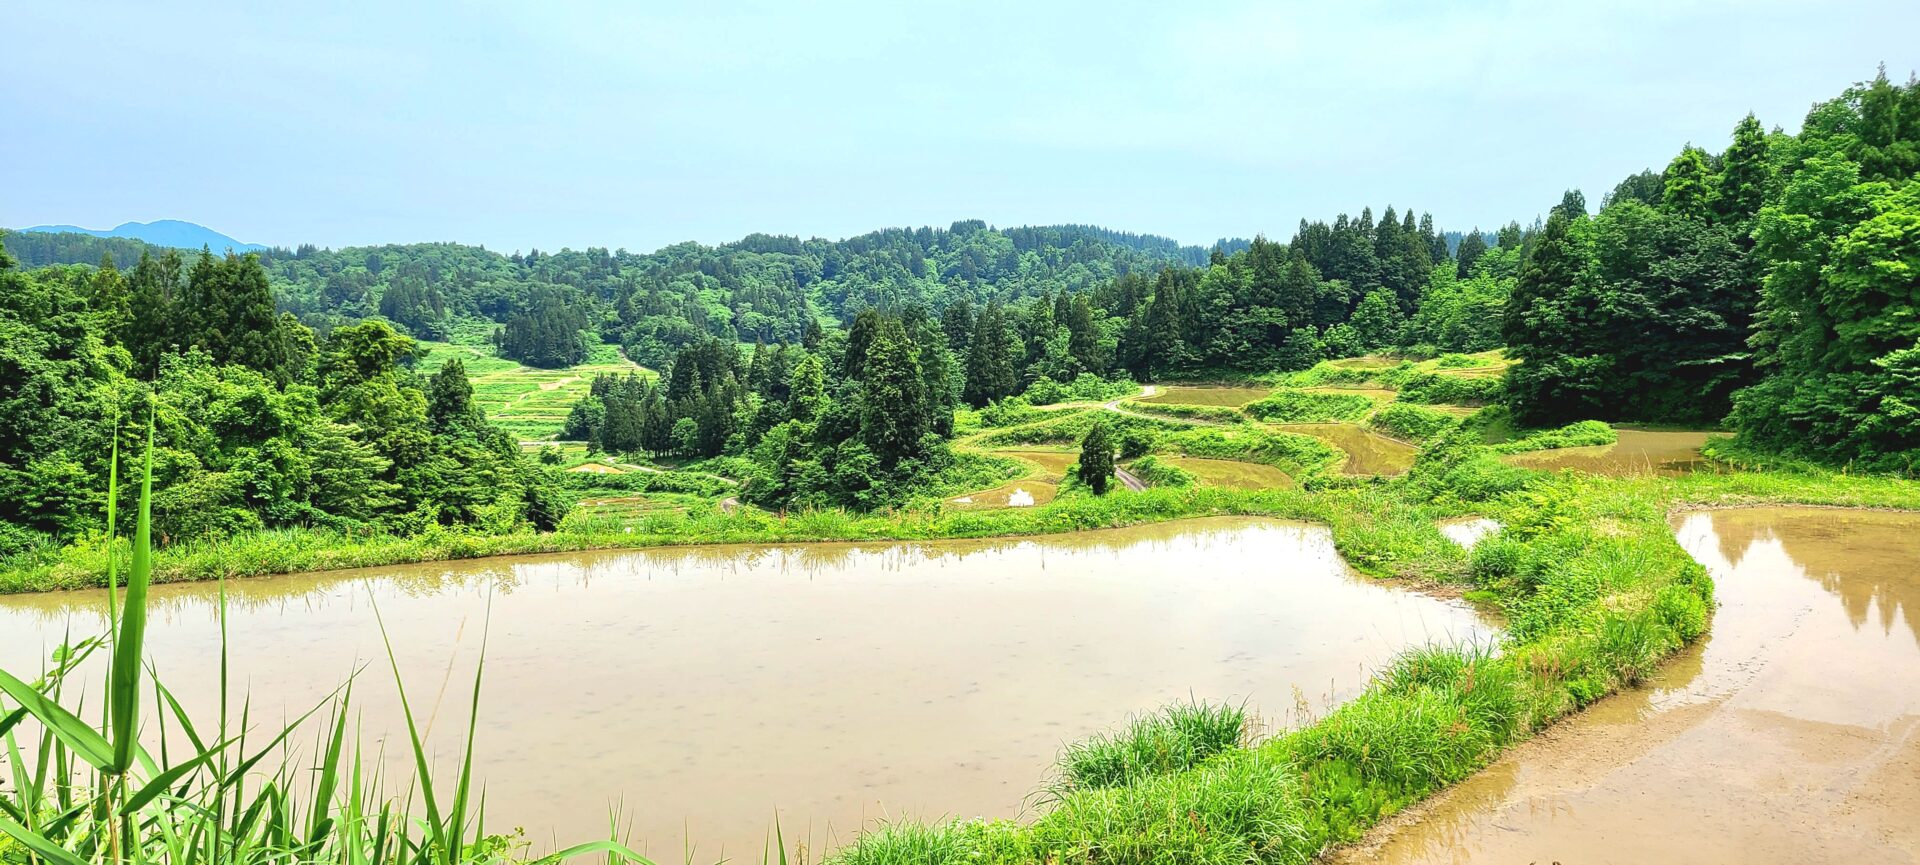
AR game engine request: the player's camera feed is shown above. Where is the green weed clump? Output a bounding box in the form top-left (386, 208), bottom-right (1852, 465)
top-left (1485, 419), bottom-right (1618, 454)
top-left (1050, 701), bottom-right (1248, 794)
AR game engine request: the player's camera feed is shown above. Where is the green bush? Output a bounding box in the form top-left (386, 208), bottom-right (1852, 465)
top-left (979, 396), bottom-right (1045, 427)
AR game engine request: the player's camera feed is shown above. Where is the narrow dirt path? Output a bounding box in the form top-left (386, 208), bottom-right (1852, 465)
top-left (1114, 466), bottom-right (1147, 492)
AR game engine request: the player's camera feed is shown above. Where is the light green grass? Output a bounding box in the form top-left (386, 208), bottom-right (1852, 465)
top-left (416, 337), bottom-right (653, 440)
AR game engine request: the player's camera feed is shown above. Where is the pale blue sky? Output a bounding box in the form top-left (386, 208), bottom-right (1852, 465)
top-left (4, 0), bottom-right (1915, 252)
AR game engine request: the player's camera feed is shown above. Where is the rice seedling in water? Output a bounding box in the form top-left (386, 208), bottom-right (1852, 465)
top-left (0, 411), bottom-right (651, 865)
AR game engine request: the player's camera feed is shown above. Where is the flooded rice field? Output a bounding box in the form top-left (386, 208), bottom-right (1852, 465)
top-left (950, 450), bottom-right (1074, 508)
top-left (0, 517), bottom-right (1488, 860)
top-left (1502, 429), bottom-right (1720, 477)
top-left (1303, 385), bottom-right (1398, 402)
top-left (1334, 507), bottom-right (1920, 864)
top-left (1277, 422), bottom-right (1421, 475)
top-left (1138, 384), bottom-right (1272, 407)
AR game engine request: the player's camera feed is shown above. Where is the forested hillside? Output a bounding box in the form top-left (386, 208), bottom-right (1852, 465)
top-left (1503, 68), bottom-right (1920, 471)
top-left (4, 222), bottom-right (1233, 368)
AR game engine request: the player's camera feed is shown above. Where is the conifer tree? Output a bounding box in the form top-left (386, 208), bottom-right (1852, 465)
top-left (857, 317), bottom-right (930, 469)
top-left (1661, 146), bottom-right (1714, 221)
top-left (1078, 420), bottom-right (1115, 495)
top-left (1715, 113), bottom-right (1772, 223)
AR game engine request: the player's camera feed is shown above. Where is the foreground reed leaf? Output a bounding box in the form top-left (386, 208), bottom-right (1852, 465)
top-left (0, 811), bottom-right (89, 865)
top-left (526, 838), bottom-right (654, 865)
top-left (108, 416), bottom-right (156, 774)
top-left (120, 735), bottom-right (239, 814)
top-left (0, 667), bottom-right (113, 769)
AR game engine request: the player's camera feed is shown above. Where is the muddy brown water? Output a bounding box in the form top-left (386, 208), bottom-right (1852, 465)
top-left (1332, 507), bottom-right (1920, 864)
top-left (0, 517), bottom-right (1488, 861)
top-left (1277, 423), bottom-right (1420, 475)
top-left (1502, 429), bottom-right (1720, 477)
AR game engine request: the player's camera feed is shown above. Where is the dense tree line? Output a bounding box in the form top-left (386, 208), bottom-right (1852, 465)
top-left (0, 243), bottom-right (563, 556)
top-left (1504, 69), bottom-right (1920, 470)
top-left (4, 223), bottom-right (1224, 369)
top-left (920, 211), bottom-right (1520, 395)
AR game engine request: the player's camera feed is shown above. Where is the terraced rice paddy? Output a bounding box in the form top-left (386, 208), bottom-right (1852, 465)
top-left (1138, 385), bottom-right (1273, 407)
top-left (951, 449), bottom-right (1074, 508)
top-left (950, 479), bottom-right (1058, 508)
top-left (1157, 457), bottom-right (1295, 489)
top-left (1326, 355), bottom-right (1402, 370)
top-left (1303, 385), bottom-right (1398, 402)
top-left (1502, 429), bottom-right (1721, 477)
top-left (1277, 422), bottom-right (1420, 475)
top-left (416, 338), bottom-right (652, 440)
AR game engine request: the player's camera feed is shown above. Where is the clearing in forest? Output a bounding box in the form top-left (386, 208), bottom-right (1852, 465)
top-left (416, 338), bottom-right (653, 440)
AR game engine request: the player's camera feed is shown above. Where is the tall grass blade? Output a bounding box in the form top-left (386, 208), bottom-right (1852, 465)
top-left (447, 594), bottom-right (493, 864)
top-left (0, 811), bottom-right (89, 865)
top-left (0, 668), bottom-right (113, 769)
top-left (108, 416), bottom-right (156, 774)
top-left (370, 601), bottom-right (448, 860)
top-left (308, 685), bottom-right (352, 845)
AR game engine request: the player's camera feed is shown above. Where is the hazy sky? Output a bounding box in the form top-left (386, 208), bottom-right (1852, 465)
top-left (4, 0), bottom-right (1915, 252)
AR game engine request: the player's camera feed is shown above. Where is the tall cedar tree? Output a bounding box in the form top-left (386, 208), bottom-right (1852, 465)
top-left (1078, 420), bottom-right (1116, 495)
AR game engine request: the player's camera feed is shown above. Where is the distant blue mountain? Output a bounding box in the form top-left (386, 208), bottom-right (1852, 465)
top-left (19, 220), bottom-right (265, 252)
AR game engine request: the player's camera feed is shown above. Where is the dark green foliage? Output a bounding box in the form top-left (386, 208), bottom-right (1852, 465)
top-left (1454, 230), bottom-right (1487, 277)
top-left (493, 286), bottom-right (590, 368)
top-left (0, 235), bottom-right (563, 548)
top-left (858, 317), bottom-right (932, 469)
top-left (1077, 420), bottom-right (1116, 494)
top-left (964, 301), bottom-right (1019, 406)
top-left (1505, 185), bottom-right (1756, 425)
top-left (1495, 69), bottom-right (1919, 468)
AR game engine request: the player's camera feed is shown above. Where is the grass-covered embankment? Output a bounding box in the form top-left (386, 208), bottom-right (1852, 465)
top-left (824, 437), bottom-right (1920, 864)
top-left (0, 482), bottom-right (1460, 594)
